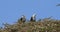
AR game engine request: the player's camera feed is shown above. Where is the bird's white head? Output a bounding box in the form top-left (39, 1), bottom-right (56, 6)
top-left (32, 13), bottom-right (36, 18)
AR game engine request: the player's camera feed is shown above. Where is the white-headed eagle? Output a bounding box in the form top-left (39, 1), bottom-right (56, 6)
top-left (18, 15), bottom-right (26, 23)
top-left (30, 13), bottom-right (36, 22)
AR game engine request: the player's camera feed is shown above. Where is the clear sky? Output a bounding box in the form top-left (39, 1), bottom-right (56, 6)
top-left (0, 0), bottom-right (60, 26)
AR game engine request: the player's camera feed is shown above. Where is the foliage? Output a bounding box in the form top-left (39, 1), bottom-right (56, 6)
top-left (0, 18), bottom-right (60, 32)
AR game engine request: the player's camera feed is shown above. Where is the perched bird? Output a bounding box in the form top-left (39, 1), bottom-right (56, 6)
top-left (18, 15), bottom-right (26, 23)
top-left (30, 13), bottom-right (36, 22)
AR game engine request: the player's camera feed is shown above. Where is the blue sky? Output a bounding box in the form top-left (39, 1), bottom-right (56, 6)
top-left (0, 0), bottom-right (60, 26)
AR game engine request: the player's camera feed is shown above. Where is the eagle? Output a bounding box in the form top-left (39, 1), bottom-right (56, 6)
top-left (30, 14), bottom-right (36, 22)
top-left (18, 15), bottom-right (26, 23)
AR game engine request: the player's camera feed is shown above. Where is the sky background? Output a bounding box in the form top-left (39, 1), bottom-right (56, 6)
top-left (0, 0), bottom-right (60, 27)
